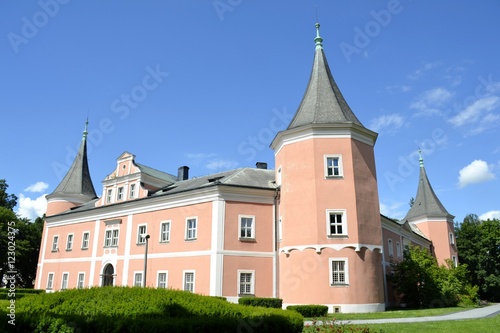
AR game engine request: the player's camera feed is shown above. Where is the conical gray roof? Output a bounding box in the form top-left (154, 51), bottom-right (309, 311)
top-left (46, 124), bottom-right (97, 202)
top-left (402, 160), bottom-right (453, 221)
top-left (287, 24), bottom-right (363, 130)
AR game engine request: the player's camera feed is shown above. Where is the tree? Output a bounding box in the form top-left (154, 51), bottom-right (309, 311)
top-left (455, 214), bottom-right (500, 301)
top-left (0, 179), bottom-right (17, 210)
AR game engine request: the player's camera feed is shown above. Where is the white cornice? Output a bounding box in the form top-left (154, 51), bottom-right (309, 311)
top-left (279, 243), bottom-right (383, 255)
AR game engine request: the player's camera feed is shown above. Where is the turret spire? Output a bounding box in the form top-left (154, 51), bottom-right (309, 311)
top-left (83, 118), bottom-right (89, 141)
top-left (418, 149), bottom-right (424, 168)
top-left (314, 22), bottom-right (323, 50)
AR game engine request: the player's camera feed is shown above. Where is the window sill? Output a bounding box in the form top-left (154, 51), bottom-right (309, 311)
top-left (327, 235), bottom-right (348, 239)
top-left (160, 240), bottom-right (170, 244)
top-left (65, 249), bottom-right (72, 252)
top-left (239, 238), bottom-right (256, 242)
top-left (103, 246), bottom-right (118, 248)
top-left (238, 293), bottom-right (255, 297)
top-left (330, 284), bottom-right (349, 287)
top-left (325, 176), bottom-right (344, 179)
top-left (185, 238), bottom-right (197, 241)
top-left (51, 249), bottom-right (58, 253)
top-left (81, 247), bottom-right (88, 250)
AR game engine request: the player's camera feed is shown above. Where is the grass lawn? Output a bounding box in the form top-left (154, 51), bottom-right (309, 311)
top-left (323, 306), bottom-right (473, 320)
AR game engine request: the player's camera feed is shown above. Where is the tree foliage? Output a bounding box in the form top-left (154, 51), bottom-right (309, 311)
top-left (391, 245), bottom-right (477, 308)
top-left (455, 214), bottom-right (500, 301)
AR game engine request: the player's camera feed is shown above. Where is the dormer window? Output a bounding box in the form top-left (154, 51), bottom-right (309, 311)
top-left (130, 184), bottom-right (136, 198)
top-left (117, 187), bottom-right (124, 201)
top-left (106, 189), bottom-right (112, 203)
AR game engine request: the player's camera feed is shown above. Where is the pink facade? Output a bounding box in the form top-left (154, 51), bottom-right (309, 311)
top-left (34, 24), bottom-right (456, 313)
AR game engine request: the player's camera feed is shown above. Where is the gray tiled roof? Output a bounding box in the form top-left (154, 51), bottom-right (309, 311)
top-left (287, 47), bottom-right (364, 129)
top-left (135, 162), bottom-right (177, 183)
top-left (46, 136), bottom-right (97, 201)
top-left (402, 166), bottom-right (453, 221)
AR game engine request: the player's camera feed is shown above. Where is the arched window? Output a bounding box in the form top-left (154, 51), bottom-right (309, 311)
top-left (102, 264), bottom-right (114, 286)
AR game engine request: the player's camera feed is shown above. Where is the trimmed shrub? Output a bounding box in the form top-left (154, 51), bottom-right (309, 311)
top-left (287, 304), bottom-right (329, 317)
top-left (4, 287), bottom-right (303, 333)
top-left (0, 288), bottom-right (45, 300)
top-left (238, 296), bottom-right (283, 309)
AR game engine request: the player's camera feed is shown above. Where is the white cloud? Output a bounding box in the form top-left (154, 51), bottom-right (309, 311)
top-left (24, 181), bottom-right (49, 193)
top-left (380, 201), bottom-right (407, 220)
top-left (206, 159), bottom-right (239, 171)
top-left (408, 62), bottom-right (439, 81)
top-left (17, 193), bottom-right (47, 221)
top-left (385, 85), bottom-right (411, 93)
top-left (410, 87), bottom-right (454, 117)
top-left (369, 114), bottom-right (404, 133)
top-left (448, 96), bottom-right (500, 127)
top-left (479, 210), bottom-right (500, 221)
top-left (458, 160), bottom-right (495, 188)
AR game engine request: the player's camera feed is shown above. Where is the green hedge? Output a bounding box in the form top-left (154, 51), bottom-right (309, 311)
top-left (0, 287), bottom-right (303, 333)
top-left (286, 304), bottom-right (329, 317)
top-left (0, 289), bottom-right (45, 300)
top-left (238, 297), bottom-right (283, 309)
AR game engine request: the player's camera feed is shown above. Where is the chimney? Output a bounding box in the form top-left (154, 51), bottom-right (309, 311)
top-left (177, 166), bottom-right (189, 181)
top-left (255, 162), bottom-right (267, 170)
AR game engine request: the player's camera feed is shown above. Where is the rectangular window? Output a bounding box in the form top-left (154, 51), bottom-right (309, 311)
top-left (449, 233), bottom-right (455, 245)
top-left (160, 221), bottom-right (171, 242)
top-left (105, 229), bottom-right (119, 247)
top-left (238, 271), bottom-right (254, 295)
top-left (112, 229), bottom-right (119, 247)
top-left (106, 189), bottom-right (112, 203)
top-left (330, 259), bottom-right (349, 285)
top-left (185, 218), bottom-right (197, 240)
top-left (61, 273), bottom-right (69, 290)
top-left (47, 273), bottom-right (54, 290)
top-left (137, 225), bottom-right (147, 244)
top-left (52, 235), bottom-right (59, 252)
top-left (117, 187), bottom-right (124, 201)
top-left (82, 232), bottom-right (90, 249)
top-left (325, 155), bottom-right (343, 178)
top-left (327, 210), bottom-right (347, 236)
top-left (239, 215), bottom-right (255, 239)
top-left (77, 273), bottom-right (85, 289)
top-left (183, 271), bottom-right (195, 292)
top-left (388, 238), bottom-right (394, 257)
top-left (452, 255), bottom-right (457, 267)
top-left (130, 184), bottom-right (136, 198)
top-left (66, 234), bottom-right (74, 251)
top-left (134, 272), bottom-right (143, 287)
top-left (396, 241), bottom-right (402, 258)
top-left (157, 272), bottom-right (168, 288)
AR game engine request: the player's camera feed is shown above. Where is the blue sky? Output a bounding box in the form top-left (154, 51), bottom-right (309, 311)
top-left (1, 0), bottom-right (499, 223)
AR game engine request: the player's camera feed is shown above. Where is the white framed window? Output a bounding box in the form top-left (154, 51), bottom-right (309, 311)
top-left (185, 217), bottom-right (197, 240)
top-left (134, 272), bottom-right (143, 287)
top-left (61, 273), bottom-right (69, 290)
top-left (452, 255), bottom-right (457, 267)
top-left (106, 189), bottom-right (112, 203)
top-left (277, 166), bottom-right (282, 186)
top-left (183, 270), bottom-right (195, 292)
top-left (47, 273), bottom-right (54, 290)
top-left (51, 235), bottom-right (59, 252)
top-left (329, 258), bottom-right (349, 285)
top-left (117, 187), bottom-right (124, 201)
top-left (82, 232), bottom-right (90, 249)
top-left (326, 210), bottom-right (347, 236)
top-left (449, 233), bottom-right (455, 245)
top-left (324, 155), bottom-right (343, 178)
top-left (239, 215), bottom-right (255, 240)
top-left (396, 241), bottom-right (402, 258)
top-left (104, 229), bottom-right (119, 247)
top-left (66, 233), bottom-right (74, 251)
top-left (137, 224), bottom-right (147, 244)
top-left (129, 183), bottom-right (136, 198)
top-left (160, 221), bottom-right (171, 242)
top-left (388, 238), bottom-right (394, 257)
top-left (157, 271), bottom-right (168, 288)
top-left (238, 270), bottom-right (255, 295)
top-left (77, 272), bottom-right (85, 289)
top-left (278, 217), bottom-right (283, 242)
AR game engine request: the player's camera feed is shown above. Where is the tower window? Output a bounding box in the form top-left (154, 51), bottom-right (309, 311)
top-left (326, 210), bottom-right (347, 236)
top-left (329, 258), bottom-right (349, 285)
top-left (324, 155), bottom-right (343, 178)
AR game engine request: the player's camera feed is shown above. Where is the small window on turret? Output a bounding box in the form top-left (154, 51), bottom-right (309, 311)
top-left (324, 155), bottom-right (343, 178)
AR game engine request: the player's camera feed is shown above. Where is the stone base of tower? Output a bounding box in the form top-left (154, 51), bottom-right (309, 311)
top-left (279, 247), bottom-right (385, 313)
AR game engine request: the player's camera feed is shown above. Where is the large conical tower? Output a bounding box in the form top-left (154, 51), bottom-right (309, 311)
top-left (46, 120), bottom-right (97, 216)
top-left (402, 151), bottom-right (457, 265)
top-left (271, 24), bottom-right (384, 313)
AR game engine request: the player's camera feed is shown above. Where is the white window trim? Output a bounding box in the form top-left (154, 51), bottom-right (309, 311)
top-left (104, 228), bottom-right (119, 248)
top-left (81, 231), bottom-right (90, 250)
top-left (329, 258), bottom-right (349, 286)
top-left (77, 272), bottom-right (85, 289)
top-left (106, 189), bottom-right (113, 203)
top-left (160, 220), bottom-right (171, 243)
top-left (117, 186), bottom-right (124, 201)
top-left (238, 215), bottom-right (256, 241)
top-left (52, 235), bottom-right (59, 252)
top-left (47, 272), bottom-right (54, 290)
top-left (66, 233), bottom-right (74, 251)
top-left (185, 217), bottom-right (197, 241)
top-left (61, 272), bottom-right (69, 290)
top-left (183, 270), bottom-right (195, 292)
top-left (326, 209), bottom-right (348, 237)
top-left (324, 154), bottom-right (344, 178)
top-left (237, 270), bottom-right (255, 296)
top-left (449, 232), bottom-right (455, 245)
top-left (278, 216), bottom-right (283, 242)
top-left (137, 224), bottom-right (148, 244)
top-left (388, 238), bottom-right (394, 257)
top-left (396, 241), bottom-right (402, 258)
top-left (157, 271), bottom-right (168, 288)
top-left (129, 183), bottom-right (136, 199)
top-left (276, 166), bottom-right (282, 186)
top-left (452, 255), bottom-right (457, 267)
top-left (133, 271), bottom-right (143, 287)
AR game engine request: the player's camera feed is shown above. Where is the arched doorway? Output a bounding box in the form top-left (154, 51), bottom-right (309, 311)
top-left (101, 264), bottom-right (114, 286)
